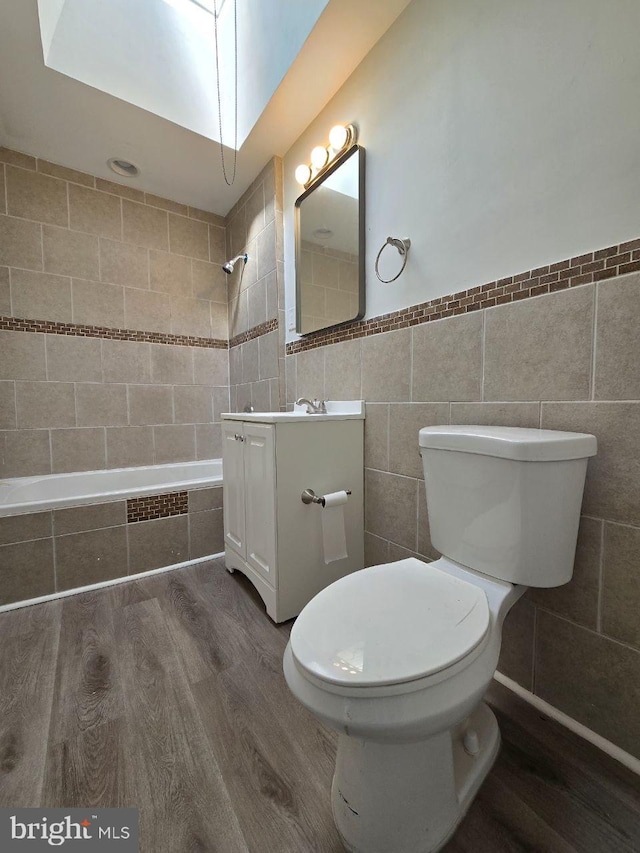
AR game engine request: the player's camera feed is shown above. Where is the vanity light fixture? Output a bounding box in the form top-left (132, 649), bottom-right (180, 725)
top-left (295, 123), bottom-right (357, 188)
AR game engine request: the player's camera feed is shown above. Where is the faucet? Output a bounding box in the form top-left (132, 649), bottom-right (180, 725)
top-left (295, 397), bottom-right (327, 414)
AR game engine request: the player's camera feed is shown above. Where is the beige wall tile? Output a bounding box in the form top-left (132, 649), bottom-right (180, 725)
top-left (257, 219), bottom-right (276, 279)
top-left (43, 225), bottom-right (99, 279)
top-left (0, 538), bottom-right (55, 604)
top-left (188, 486), bottom-right (223, 513)
top-left (0, 215), bottom-right (43, 270)
top-left (189, 508), bottom-right (224, 558)
top-left (208, 224), bottom-right (226, 261)
top-left (258, 330), bottom-right (278, 380)
top-left (210, 303), bottom-right (228, 339)
top-left (46, 334), bottom-right (102, 382)
top-left (362, 329), bottom-right (411, 402)
top-left (37, 160), bottom-right (94, 187)
top-left (153, 424), bottom-right (196, 463)
top-left (10, 269), bottom-right (72, 323)
top-left (128, 514), bottom-right (189, 573)
top-left (0, 331), bottom-right (46, 380)
top-left (602, 522), bottom-right (640, 648)
top-left (412, 313), bottom-right (483, 402)
top-left (149, 249), bottom-right (192, 297)
top-left (450, 401), bottom-right (540, 428)
top-left (541, 402), bottom-right (640, 526)
top-left (284, 354), bottom-right (296, 404)
top-left (365, 468), bottom-right (417, 550)
top-left (195, 423), bottom-right (221, 459)
top-left (0, 511), bottom-right (52, 545)
top-left (240, 239), bottom-right (257, 290)
top-left (497, 597), bottom-right (535, 690)
top-left (106, 426), bottom-right (154, 468)
top-left (76, 383), bottom-right (128, 427)
top-left (0, 429), bottom-right (51, 477)
top-left (191, 207), bottom-right (225, 228)
top-left (594, 273), bottom-right (640, 400)
top-left (72, 278), bottom-right (125, 328)
top-left (530, 516), bottom-right (602, 630)
top-left (173, 385), bottom-right (213, 424)
top-left (535, 611), bottom-right (640, 758)
top-left (6, 165), bottom-right (68, 226)
top-left (124, 288), bottom-right (171, 334)
top-left (227, 207), bottom-right (246, 258)
top-left (228, 291), bottom-right (248, 338)
top-left (0, 381), bottom-right (16, 428)
top-left (364, 403), bottom-right (389, 471)
top-left (0, 148), bottom-right (36, 169)
top-left (54, 501), bottom-right (126, 536)
top-left (417, 488), bottom-right (441, 560)
top-left (296, 347), bottom-right (325, 399)
top-left (245, 184), bottom-right (265, 244)
top-left (0, 266), bottom-right (10, 313)
top-left (192, 259), bottom-right (226, 302)
top-left (324, 339), bottom-right (361, 401)
top-left (228, 345), bottom-right (242, 387)
top-left (122, 199), bottom-right (168, 251)
top-left (102, 340), bottom-right (151, 384)
top-left (193, 348), bottom-right (228, 386)
top-left (99, 237), bottom-right (149, 288)
top-left (68, 184), bottom-right (121, 239)
top-left (150, 344), bottom-right (193, 385)
top-left (241, 338), bottom-right (259, 384)
top-left (16, 381), bottom-right (75, 428)
top-left (170, 296), bottom-right (211, 338)
top-left (484, 286), bottom-right (594, 401)
top-left (389, 403), bottom-right (449, 478)
top-left (0, 165), bottom-right (5, 215)
top-left (364, 532), bottom-right (390, 568)
top-left (251, 379), bottom-right (270, 412)
top-left (265, 269), bottom-right (278, 319)
top-left (168, 213), bottom-right (208, 260)
top-left (95, 178), bottom-right (144, 203)
top-left (388, 543), bottom-right (424, 563)
top-left (247, 279), bottom-right (267, 328)
top-left (144, 193), bottom-right (188, 216)
top-left (51, 428), bottom-right (106, 473)
top-left (56, 526), bottom-right (127, 590)
top-left (128, 384), bottom-right (173, 426)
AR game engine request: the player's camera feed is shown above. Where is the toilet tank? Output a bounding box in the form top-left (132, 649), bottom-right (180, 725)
top-left (419, 426), bottom-right (597, 587)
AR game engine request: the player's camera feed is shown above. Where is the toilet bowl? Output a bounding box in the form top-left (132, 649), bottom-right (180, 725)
top-left (284, 426), bottom-right (597, 853)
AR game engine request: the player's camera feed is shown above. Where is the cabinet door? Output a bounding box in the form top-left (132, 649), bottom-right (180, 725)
top-left (243, 423), bottom-right (277, 584)
top-left (222, 421), bottom-right (246, 558)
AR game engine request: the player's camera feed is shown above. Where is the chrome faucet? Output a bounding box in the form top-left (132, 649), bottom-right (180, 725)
top-left (295, 397), bottom-right (327, 414)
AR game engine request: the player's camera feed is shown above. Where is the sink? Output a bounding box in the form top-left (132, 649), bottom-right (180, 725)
top-left (221, 400), bottom-right (364, 423)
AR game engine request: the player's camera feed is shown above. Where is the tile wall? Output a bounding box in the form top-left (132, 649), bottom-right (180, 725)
top-left (0, 147), bottom-right (230, 476)
top-left (285, 271), bottom-right (640, 759)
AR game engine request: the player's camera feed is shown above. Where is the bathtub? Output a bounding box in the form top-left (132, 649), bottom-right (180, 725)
top-left (0, 460), bottom-right (224, 610)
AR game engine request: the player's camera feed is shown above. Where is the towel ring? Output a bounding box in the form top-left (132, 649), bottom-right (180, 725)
top-left (375, 237), bottom-right (411, 283)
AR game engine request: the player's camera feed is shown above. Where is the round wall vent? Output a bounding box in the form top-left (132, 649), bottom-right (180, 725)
top-left (107, 158), bottom-right (140, 178)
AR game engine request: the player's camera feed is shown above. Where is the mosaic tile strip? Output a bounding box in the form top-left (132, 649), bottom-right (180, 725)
top-left (229, 318), bottom-right (279, 349)
top-left (286, 237), bottom-right (640, 354)
top-left (127, 491), bottom-right (189, 523)
top-left (0, 316), bottom-right (228, 349)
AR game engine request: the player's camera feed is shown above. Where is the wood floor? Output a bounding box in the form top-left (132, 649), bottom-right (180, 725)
top-left (0, 559), bottom-right (638, 852)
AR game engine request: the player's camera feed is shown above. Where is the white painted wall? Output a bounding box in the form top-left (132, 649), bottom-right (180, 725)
top-left (283, 0), bottom-right (640, 340)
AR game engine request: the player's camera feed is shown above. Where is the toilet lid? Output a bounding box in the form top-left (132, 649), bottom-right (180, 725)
top-left (290, 559), bottom-right (490, 688)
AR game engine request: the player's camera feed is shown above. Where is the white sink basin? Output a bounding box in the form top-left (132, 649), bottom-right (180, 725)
top-left (221, 400), bottom-right (364, 423)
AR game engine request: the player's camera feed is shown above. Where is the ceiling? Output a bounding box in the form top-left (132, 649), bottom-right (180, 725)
top-left (0, 0), bottom-right (412, 215)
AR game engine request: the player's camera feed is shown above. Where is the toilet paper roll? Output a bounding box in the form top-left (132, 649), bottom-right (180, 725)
top-left (321, 490), bottom-right (349, 564)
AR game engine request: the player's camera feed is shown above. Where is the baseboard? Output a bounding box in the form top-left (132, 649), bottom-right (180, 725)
top-left (494, 671), bottom-right (640, 776)
top-left (0, 552), bottom-right (225, 614)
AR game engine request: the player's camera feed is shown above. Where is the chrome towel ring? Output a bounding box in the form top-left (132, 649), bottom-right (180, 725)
top-left (375, 237), bottom-right (411, 283)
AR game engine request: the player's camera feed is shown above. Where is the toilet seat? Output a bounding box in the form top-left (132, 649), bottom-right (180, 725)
top-left (290, 558), bottom-right (490, 688)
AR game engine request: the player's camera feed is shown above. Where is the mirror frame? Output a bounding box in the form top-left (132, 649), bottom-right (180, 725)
top-left (294, 144), bottom-right (365, 335)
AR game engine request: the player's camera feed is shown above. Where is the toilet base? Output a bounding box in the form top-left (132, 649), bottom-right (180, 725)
top-left (331, 702), bottom-right (500, 853)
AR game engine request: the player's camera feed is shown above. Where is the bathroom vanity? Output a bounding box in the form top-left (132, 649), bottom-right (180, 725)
top-left (221, 402), bottom-right (364, 622)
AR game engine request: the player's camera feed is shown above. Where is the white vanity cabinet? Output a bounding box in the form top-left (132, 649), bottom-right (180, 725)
top-left (222, 403), bottom-right (364, 622)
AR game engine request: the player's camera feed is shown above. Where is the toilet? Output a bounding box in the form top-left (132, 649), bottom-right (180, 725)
top-left (283, 425), bottom-right (597, 853)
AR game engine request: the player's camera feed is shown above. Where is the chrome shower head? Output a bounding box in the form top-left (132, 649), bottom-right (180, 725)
top-left (222, 253), bottom-right (248, 275)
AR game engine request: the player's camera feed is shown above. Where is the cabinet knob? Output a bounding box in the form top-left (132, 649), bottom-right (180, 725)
top-left (234, 433), bottom-right (245, 442)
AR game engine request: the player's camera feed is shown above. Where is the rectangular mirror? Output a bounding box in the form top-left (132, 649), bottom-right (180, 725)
top-left (295, 145), bottom-right (365, 335)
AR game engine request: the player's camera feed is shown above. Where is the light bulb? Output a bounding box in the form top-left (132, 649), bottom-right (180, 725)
top-left (310, 145), bottom-right (329, 169)
top-left (329, 124), bottom-right (349, 151)
top-left (295, 164), bottom-right (311, 186)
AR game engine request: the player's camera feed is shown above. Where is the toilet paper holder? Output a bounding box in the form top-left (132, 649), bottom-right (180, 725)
top-left (301, 488), bottom-right (351, 507)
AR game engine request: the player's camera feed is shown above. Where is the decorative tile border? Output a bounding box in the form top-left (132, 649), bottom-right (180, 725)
top-left (286, 237), bottom-right (640, 354)
top-left (0, 316), bottom-right (228, 349)
top-left (127, 491), bottom-right (189, 523)
top-left (229, 318), bottom-right (279, 349)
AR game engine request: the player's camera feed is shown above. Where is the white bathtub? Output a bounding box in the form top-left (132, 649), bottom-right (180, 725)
top-left (0, 459), bottom-right (223, 517)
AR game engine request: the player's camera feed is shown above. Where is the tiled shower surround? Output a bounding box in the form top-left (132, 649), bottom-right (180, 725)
top-left (286, 269), bottom-right (640, 760)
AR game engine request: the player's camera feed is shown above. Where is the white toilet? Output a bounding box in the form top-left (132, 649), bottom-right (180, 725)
top-left (283, 425), bottom-right (597, 853)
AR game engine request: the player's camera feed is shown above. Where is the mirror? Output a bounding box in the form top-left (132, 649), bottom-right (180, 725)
top-left (295, 145), bottom-right (365, 334)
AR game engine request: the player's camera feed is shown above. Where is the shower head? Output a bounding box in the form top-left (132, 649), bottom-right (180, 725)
top-left (222, 253), bottom-right (248, 275)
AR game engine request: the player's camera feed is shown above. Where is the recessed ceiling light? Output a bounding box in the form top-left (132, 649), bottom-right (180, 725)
top-left (107, 158), bottom-right (140, 178)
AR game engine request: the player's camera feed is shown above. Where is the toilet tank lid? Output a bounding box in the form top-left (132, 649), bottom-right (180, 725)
top-left (418, 425), bottom-right (597, 461)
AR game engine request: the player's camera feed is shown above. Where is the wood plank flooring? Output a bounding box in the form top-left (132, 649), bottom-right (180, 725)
top-left (0, 559), bottom-right (638, 852)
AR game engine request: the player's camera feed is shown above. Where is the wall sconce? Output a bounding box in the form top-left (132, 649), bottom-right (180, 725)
top-left (295, 124), bottom-right (357, 188)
